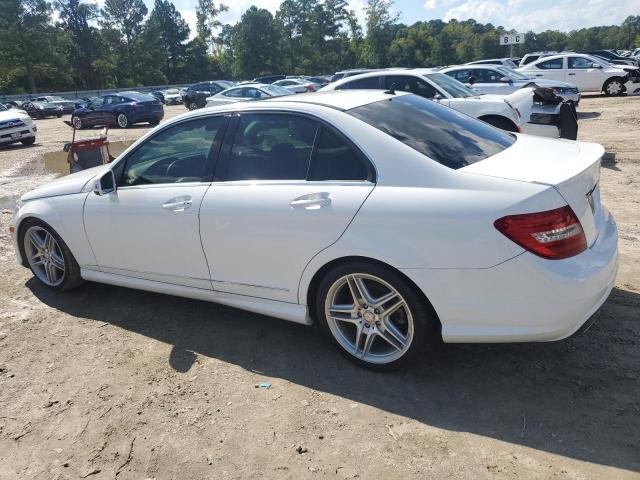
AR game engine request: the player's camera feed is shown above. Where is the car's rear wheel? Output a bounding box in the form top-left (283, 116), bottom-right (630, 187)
top-left (315, 261), bottom-right (435, 371)
top-left (188, 101), bottom-right (199, 110)
top-left (149, 119), bottom-right (160, 126)
top-left (19, 219), bottom-right (83, 291)
top-left (603, 78), bottom-right (624, 96)
top-left (71, 115), bottom-right (83, 129)
top-left (21, 137), bottom-right (35, 146)
top-left (116, 112), bottom-right (129, 128)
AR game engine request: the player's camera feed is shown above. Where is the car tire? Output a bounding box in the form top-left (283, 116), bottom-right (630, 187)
top-left (18, 218), bottom-right (84, 292)
top-left (71, 116), bottom-right (83, 129)
top-left (188, 101), bottom-right (199, 110)
top-left (20, 137), bottom-right (35, 146)
top-left (149, 120), bottom-right (160, 126)
top-left (603, 77), bottom-right (625, 96)
top-left (314, 260), bottom-right (437, 371)
top-left (480, 116), bottom-right (518, 132)
top-left (56, 114), bottom-right (62, 118)
top-left (116, 112), bottom-right (129, 128)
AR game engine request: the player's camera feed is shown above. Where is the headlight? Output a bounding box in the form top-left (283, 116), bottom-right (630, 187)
top-left (19, 115), bottom-right (32, 123)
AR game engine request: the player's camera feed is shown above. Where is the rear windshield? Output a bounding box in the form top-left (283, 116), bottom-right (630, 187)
top-left (125, 92), bottom-right (156, 102)
top-left (347, 94), bottom-right (515, 169)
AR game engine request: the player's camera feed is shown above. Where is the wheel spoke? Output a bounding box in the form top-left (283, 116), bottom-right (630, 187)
top-left (44, 261), bottom-right (56, 284)
top-left (29, 231), bottom-right (45, 250)
top-left (360, 330), bottom-right (376, 358)
top-left (376, 320), bottom-right (407, 351)
top-left (371, 290), bottom-right (399, 308)
top-left (353, 322), bottom-right (365, 354)
top-left (328, 303), bottom-right (358, 325)
top-left (30, 255), bottom-right (45, 266)
top-left (381, 299), bottom-right (404, 319)
top-left (45, 232), bottom-right (56, 252)
top-left (346, 275), bottom-right (373, 305)
top-left (50, 251), bottom-right (65, 270)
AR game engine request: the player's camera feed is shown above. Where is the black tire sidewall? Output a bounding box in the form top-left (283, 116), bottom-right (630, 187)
top-left (314, 261), bottom-right (433, 371)
top-left (18, 218), bottom-right (83, 292)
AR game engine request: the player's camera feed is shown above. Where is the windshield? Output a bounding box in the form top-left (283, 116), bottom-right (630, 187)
top-left (125, 92), bottom-right (156, 102)
top-left (347, 94), bottom-right (515, 169)
top-left (496, 67), bottom-right (530, 80)
top-left (425, 73), bottom-right (477, 98)
top-left (50, 96), bottom-right (66, 101)
top-left (263, 85), bottom-right (294, 96)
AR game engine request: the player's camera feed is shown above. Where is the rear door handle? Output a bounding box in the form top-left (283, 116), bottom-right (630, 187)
top-left (535, 74), bottom-right (543, 77)
top-left (568, 73), bottom-right (576, 75)
top-left (290, 192), bottom-right (331, 210)
top-left (163, 195), bottom-right (193, 212)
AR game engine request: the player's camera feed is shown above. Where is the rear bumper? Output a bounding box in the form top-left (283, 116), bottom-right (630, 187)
top-left (401, 206), bottom-right (618, 343)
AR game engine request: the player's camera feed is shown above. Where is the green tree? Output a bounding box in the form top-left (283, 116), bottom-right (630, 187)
top-left (232, 6), bottom-right (283, 79)
top-left (195, 0), bottom-right (227, 50)
top-left (149, 0), bottom-right (190, 83)
top-left (362, 0), bottom-right (399, 67)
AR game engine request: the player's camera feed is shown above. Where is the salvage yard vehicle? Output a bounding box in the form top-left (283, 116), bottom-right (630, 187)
top-left (71, 92), bottom-right (164, 129)
top-left (440, 64), bottom-right (581, 104)
top-left (183, 81), bottom-right (235, 110)
top-left (34, 95), bottom-right (76, 115)
top-left (518, 53), bottom-right (640, 96)
top-left (205, 84), bottom-right (293, 107)
top-left (163, 88), bottom-right (183, 105)
top-left (321, 69), bottom-right (578, 139)
top-left (21, 100), bottom-right (64, 119)
top-left (466, 58), bottom-right (519, 68)
top-left (10, 90), bottom-right (617, 370)
top-left (0, 103), bottom-right (37, 147)
top-left (273, 78), bottom-right (320, 93)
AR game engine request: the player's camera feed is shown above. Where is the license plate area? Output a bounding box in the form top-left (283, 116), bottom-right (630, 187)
top-left (10, 132), bottom-right (21, 140)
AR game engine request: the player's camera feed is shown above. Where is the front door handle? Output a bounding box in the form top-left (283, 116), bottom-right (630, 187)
top-left (535, 74), bottom-right (543, 77)
top-left (568, 72), bottom-right (576, 75)
top-left (290, 192), bottom-right (331, 210)
top-left (163, 195), bottom-right (193, 212)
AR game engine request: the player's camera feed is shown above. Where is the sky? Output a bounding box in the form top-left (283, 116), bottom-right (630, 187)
top-left (120, 0), bottom-right (640, 40)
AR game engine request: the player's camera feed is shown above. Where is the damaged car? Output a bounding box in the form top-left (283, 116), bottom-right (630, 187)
top-left (321, 69), bottom-right (578, 139)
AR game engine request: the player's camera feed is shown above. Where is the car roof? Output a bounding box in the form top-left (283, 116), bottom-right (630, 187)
top-left (264, 90), bottom-right (410, 110)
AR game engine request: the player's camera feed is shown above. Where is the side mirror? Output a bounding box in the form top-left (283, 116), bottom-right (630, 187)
top-left (592, 63), bottom-right (602, 69)
top-left (499, 76), bottom-right (512, 83)
top-left (433, 93), bottom-right (443, 100)
top-left (468, 76), bottom-right (477, 85)
top-left (93, 170), bottom-right (116, 196)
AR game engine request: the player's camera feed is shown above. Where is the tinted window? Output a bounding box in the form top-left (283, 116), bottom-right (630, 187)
top-left (568, 57), bottom-right (594, 69)
top-left (474, 69), bottom-right (503, 83)
top-left (337, 76), bottom-right (381, 90)
top-left (223, 88), bottom-right (245, 98)
top-left (121, 116), bottom-right (224, 186)
top-left (385, 76), bottom-right (436, 98)
top-left (226, 114), bottom-right (318, 181)
top-left (310, 128), bottom-right (372, 181)
top-left (347, 95), bottom-right (515, 169)
top-left (536, 58), bottom-right (563, 69)
top-left (446, 69), bottom-right (472, 83)
top-left (521, 55), bottom-right (539, 65)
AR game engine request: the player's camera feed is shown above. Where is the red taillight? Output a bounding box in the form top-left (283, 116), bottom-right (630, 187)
top-left (306, 85), bottom-right (314, 92)
top-left (494, 205), bottom-right (587, 260)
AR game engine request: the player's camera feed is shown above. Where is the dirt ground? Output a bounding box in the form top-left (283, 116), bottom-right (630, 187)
top-left (0, 99), bottom-right (638, 480)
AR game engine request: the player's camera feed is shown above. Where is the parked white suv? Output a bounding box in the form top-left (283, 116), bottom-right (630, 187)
top-left (440, 64), bottom-right (581, 104)
top-left (320, 69), bottom-right (577, 139)
top-left (518, 53), bottom-right (640, 96)
top-left (0, 103), bottom-right (37, 147)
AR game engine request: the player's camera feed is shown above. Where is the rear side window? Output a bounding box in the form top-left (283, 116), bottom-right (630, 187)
top-left (226, 114), bottom-right (318, 181)
top-left (536, 58), bottom-right (563, 69)
top-left (310, 128), bottom-right (372, 181)
top-left (347, 95), bottom-right (515, 169)
top-left (337, 76), bottom-right (380, 90)
top-left (384, 76), bottom-right (436, 99)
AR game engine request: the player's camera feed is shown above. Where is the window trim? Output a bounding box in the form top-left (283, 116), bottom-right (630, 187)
top-left (114, 114), bottom-right (230, 188)
top-left (214, 110), bottom-right (377, 184)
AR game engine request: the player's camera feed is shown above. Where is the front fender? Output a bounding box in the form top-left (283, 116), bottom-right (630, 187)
top-left (12, 193), bottom-right (96, 268)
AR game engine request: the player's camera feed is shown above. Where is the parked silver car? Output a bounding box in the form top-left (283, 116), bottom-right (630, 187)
top-left (205, 84), bottom-right (294, 107)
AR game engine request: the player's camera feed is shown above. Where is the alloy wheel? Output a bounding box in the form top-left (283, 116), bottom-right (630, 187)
top-left (72, 116), bottom-right (82, 129)
top-left (324, 273), bottom-right (414, 364)
top-left (606, 81), bottom-right (622, 95)
top-left (117, 113), bottom-right (128, 128)
top-left (23, 226), bottom-right (65, 286)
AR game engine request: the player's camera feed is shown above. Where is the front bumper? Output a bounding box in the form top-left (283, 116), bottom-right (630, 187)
top-left (401, 206), bottom-right (618, 343)
top-left (0, 122), bottom-right (36, 145)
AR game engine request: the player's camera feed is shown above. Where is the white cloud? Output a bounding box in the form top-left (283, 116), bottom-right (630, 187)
top-left (219, 0), bottom-right (282, 25)
top-left (424, 0), bottom-right (458, 10)
top-left (181, 9), bottom-right (197, 39)
top-left (348, 0), bottom-right (367, 27)
top-left (442, 0), bottom-right (640, 32)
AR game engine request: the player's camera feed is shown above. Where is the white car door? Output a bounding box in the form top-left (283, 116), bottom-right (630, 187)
top-left (472, 68), bottom-right (514, 94)
top-left (199, 112), bottom-right (375, 303)
top-left (528, 57), bottom-right (567, 82)
top-left (83, 115), bottom-right (228, 289)
top-left (566, 56), bottom-right (603, 91)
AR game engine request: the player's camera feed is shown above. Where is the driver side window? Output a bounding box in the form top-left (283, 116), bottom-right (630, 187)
top-left (121, 116), bottom-right (225, 186)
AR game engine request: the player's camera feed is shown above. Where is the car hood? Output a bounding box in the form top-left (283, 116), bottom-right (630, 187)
top-left (21, 164), bottom-right (110, 201)
top-left (0, 110), bottom-right (30, 121)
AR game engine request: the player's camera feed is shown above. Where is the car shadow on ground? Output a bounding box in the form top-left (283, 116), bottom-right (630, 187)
top-left (577, 111), bottom-right (601, 120)
top-left (28, 280), bottom-right (640, 473)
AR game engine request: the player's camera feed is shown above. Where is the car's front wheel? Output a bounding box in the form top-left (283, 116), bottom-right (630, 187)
top-left (188, 101), bottom-right (199, 110)
top-left (116, 112), bottom-right (130, 128)
top-left (71, 115), bottom-right (83, 129)
top-left (19, 219), bottom-right (83, 291)
top-left (603, 77), bottom-right (625, 96)
top-left (21, 137), bottom-right (35, 146)
top-left (315, 261), bottom-right (436, 371)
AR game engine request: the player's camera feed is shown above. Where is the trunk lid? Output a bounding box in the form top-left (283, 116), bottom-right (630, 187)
top-left (462, 135), bottom-right (604, 247)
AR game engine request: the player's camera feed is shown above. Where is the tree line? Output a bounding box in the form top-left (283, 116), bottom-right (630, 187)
top-left (1, 0), bottom-right (639, 94)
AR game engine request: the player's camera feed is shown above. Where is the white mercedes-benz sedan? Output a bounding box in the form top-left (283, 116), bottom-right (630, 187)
top-left (9, 90), bottom-right (618, 370)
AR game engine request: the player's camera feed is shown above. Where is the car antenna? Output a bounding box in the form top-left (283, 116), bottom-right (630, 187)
top-left (383, 83), bottom-right (397, 95)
